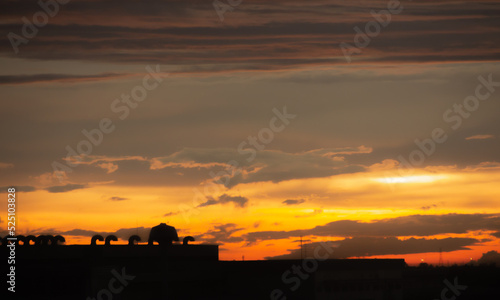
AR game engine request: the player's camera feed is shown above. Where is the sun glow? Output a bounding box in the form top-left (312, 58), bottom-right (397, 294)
top-left (374, 175), bottom-right (446, 184)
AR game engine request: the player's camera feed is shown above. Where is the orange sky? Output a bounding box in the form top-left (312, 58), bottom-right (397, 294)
top-left (3, 162), bottom-right (499, 264)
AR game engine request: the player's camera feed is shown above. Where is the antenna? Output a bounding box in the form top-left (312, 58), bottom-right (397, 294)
top-left (300, 236), bottom-right (303, 260)
top-left (439, 248), bottom-right (444, 266)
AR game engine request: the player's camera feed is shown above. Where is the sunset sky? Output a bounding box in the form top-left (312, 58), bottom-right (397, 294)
top-left (1, 0), bottom-right (500, 265)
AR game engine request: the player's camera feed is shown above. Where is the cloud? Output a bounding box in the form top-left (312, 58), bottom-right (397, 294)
top-left (282, 199), bottom-right (306, 205)
top-left (64, 155), bottom-right (147, 167)
top-left (45, 183), bottom-right (87, 193)
top-left (478, 251), bottom-right (500, 266)
top-left (464, 162), bottom-right (500, 172)
top-left (267, 237), bottom-right (479, 259)
top-left (109, 196), bottom-right (128, 201)
top-left (151, 147), bottom-right (369, 188)
top-left (465, 135), bottom-right (495, 140)
top-left (295, 209), bottom-right (323, 218)
top-left (98, 163), bottom-right (119, 174)
top-left (34, 171), bottom-right (68, 185)
top-left (194, 223), bottom-right (245, 244)
top-left (1, 0), bottom-right (500, 72)
top-left (0, 186), bottom-right (37, 193)
top-left (0, 73), bottom-right (130, 85)
top-left (164, 211), bottom-right (180, 217)
top-left (245, 214), bottom-right (500, 243)
top-left (0, 162), bottom-right (14, 169)
top-left (198, 194), bottom-right (249, 208)
top-left (421, 204), bottom-right (437, 211)
top-left (61, 227), bottom-right (152, 243)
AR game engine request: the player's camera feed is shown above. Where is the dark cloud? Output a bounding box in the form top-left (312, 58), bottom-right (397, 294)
top-left (421, 204), bottom-right (437, 211)
top-left (164, 211), bottom-right (180, 217)
top-left (152, 147), bottom-right (368, 188)
top-left (283, 199), bottom-right (306, 205)
top-left (267, 237), bottom-right (479, 259)
top-left (109, 196), bottom-right (128, 201)
top-left (194, 223), bottom-right (245, 244)
top-left (61, 227), bottom-right (152, 243)
top-left (478, 250), bottom-right (500, 266)
top-left (0, 73), bottom-right (128, 85)
top-left (245, 214), bottom-right (500, 243)
top-left (1, 1), bottom-right (499, 71)
top-left (45, 183), bottom-right (87, 193)
top-left (62, 229), bottom-right (108, 237)
top-left (0, 185), bottom-right (37, 193)
top-left (198, 194), bottom-right (248, 208)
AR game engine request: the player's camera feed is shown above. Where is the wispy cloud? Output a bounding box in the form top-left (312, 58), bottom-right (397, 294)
top-left (0, 73), bottom-right (131, 85)
top-left (466, 134), bottom-right (495, 140)
top-left (267, 237), bottom-right (479, 259)
top-left (198, 194), bottom-right (249, 208)
top-left (151, 147), bottom-right (369, 188)
top-left (0, 162), bottom-right (14, 169)
top-left (282, 199), bottom-right (306, 205)
top-left (45, 183), bottom-right (87, 193)
top-left (1, 1), bottom-right (499, 72)
top-left (109, 196), bottom-right (128, 201)
top-left (245, 214), bottom-right (500, 243)
top-left (0, 185), bottom-right (37, 193)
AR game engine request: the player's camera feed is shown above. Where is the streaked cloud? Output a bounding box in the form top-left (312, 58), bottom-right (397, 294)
top-left (465, 134), bottom-right (495, 140)
top-left (268, 237), bottom-right (480, 259)
top-left (0, 185), bottom-right (37, 193)
top-left (282, 199), bottom-right (306, 205)
top-left (194, 223), bottom-right (245, 244)
top-left (245, 214), bottom-right (500, 243)
top-left (151, 147), bottom-right (369, 188)
top-left (0, 73), bottom-right (130, 85)
top-left (0, 162), bottom-right (14, 169)
top-left (198, 194), bottom-right (249, 208)
top-left (1, 1), bottom-right (499, 72)
top-left (109, 196), bottom-right (128, 201)
top-left (464, 162), bottom-right (500, 172)
top-left (45, 183), bottom-right (87, 193)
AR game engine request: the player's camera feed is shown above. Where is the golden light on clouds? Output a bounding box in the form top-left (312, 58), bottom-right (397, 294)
top-left (373, 175), bottom-right (447, 184)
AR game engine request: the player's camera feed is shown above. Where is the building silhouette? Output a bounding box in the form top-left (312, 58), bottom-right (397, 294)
top-left (2, 224), bottom-right (499, 299)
